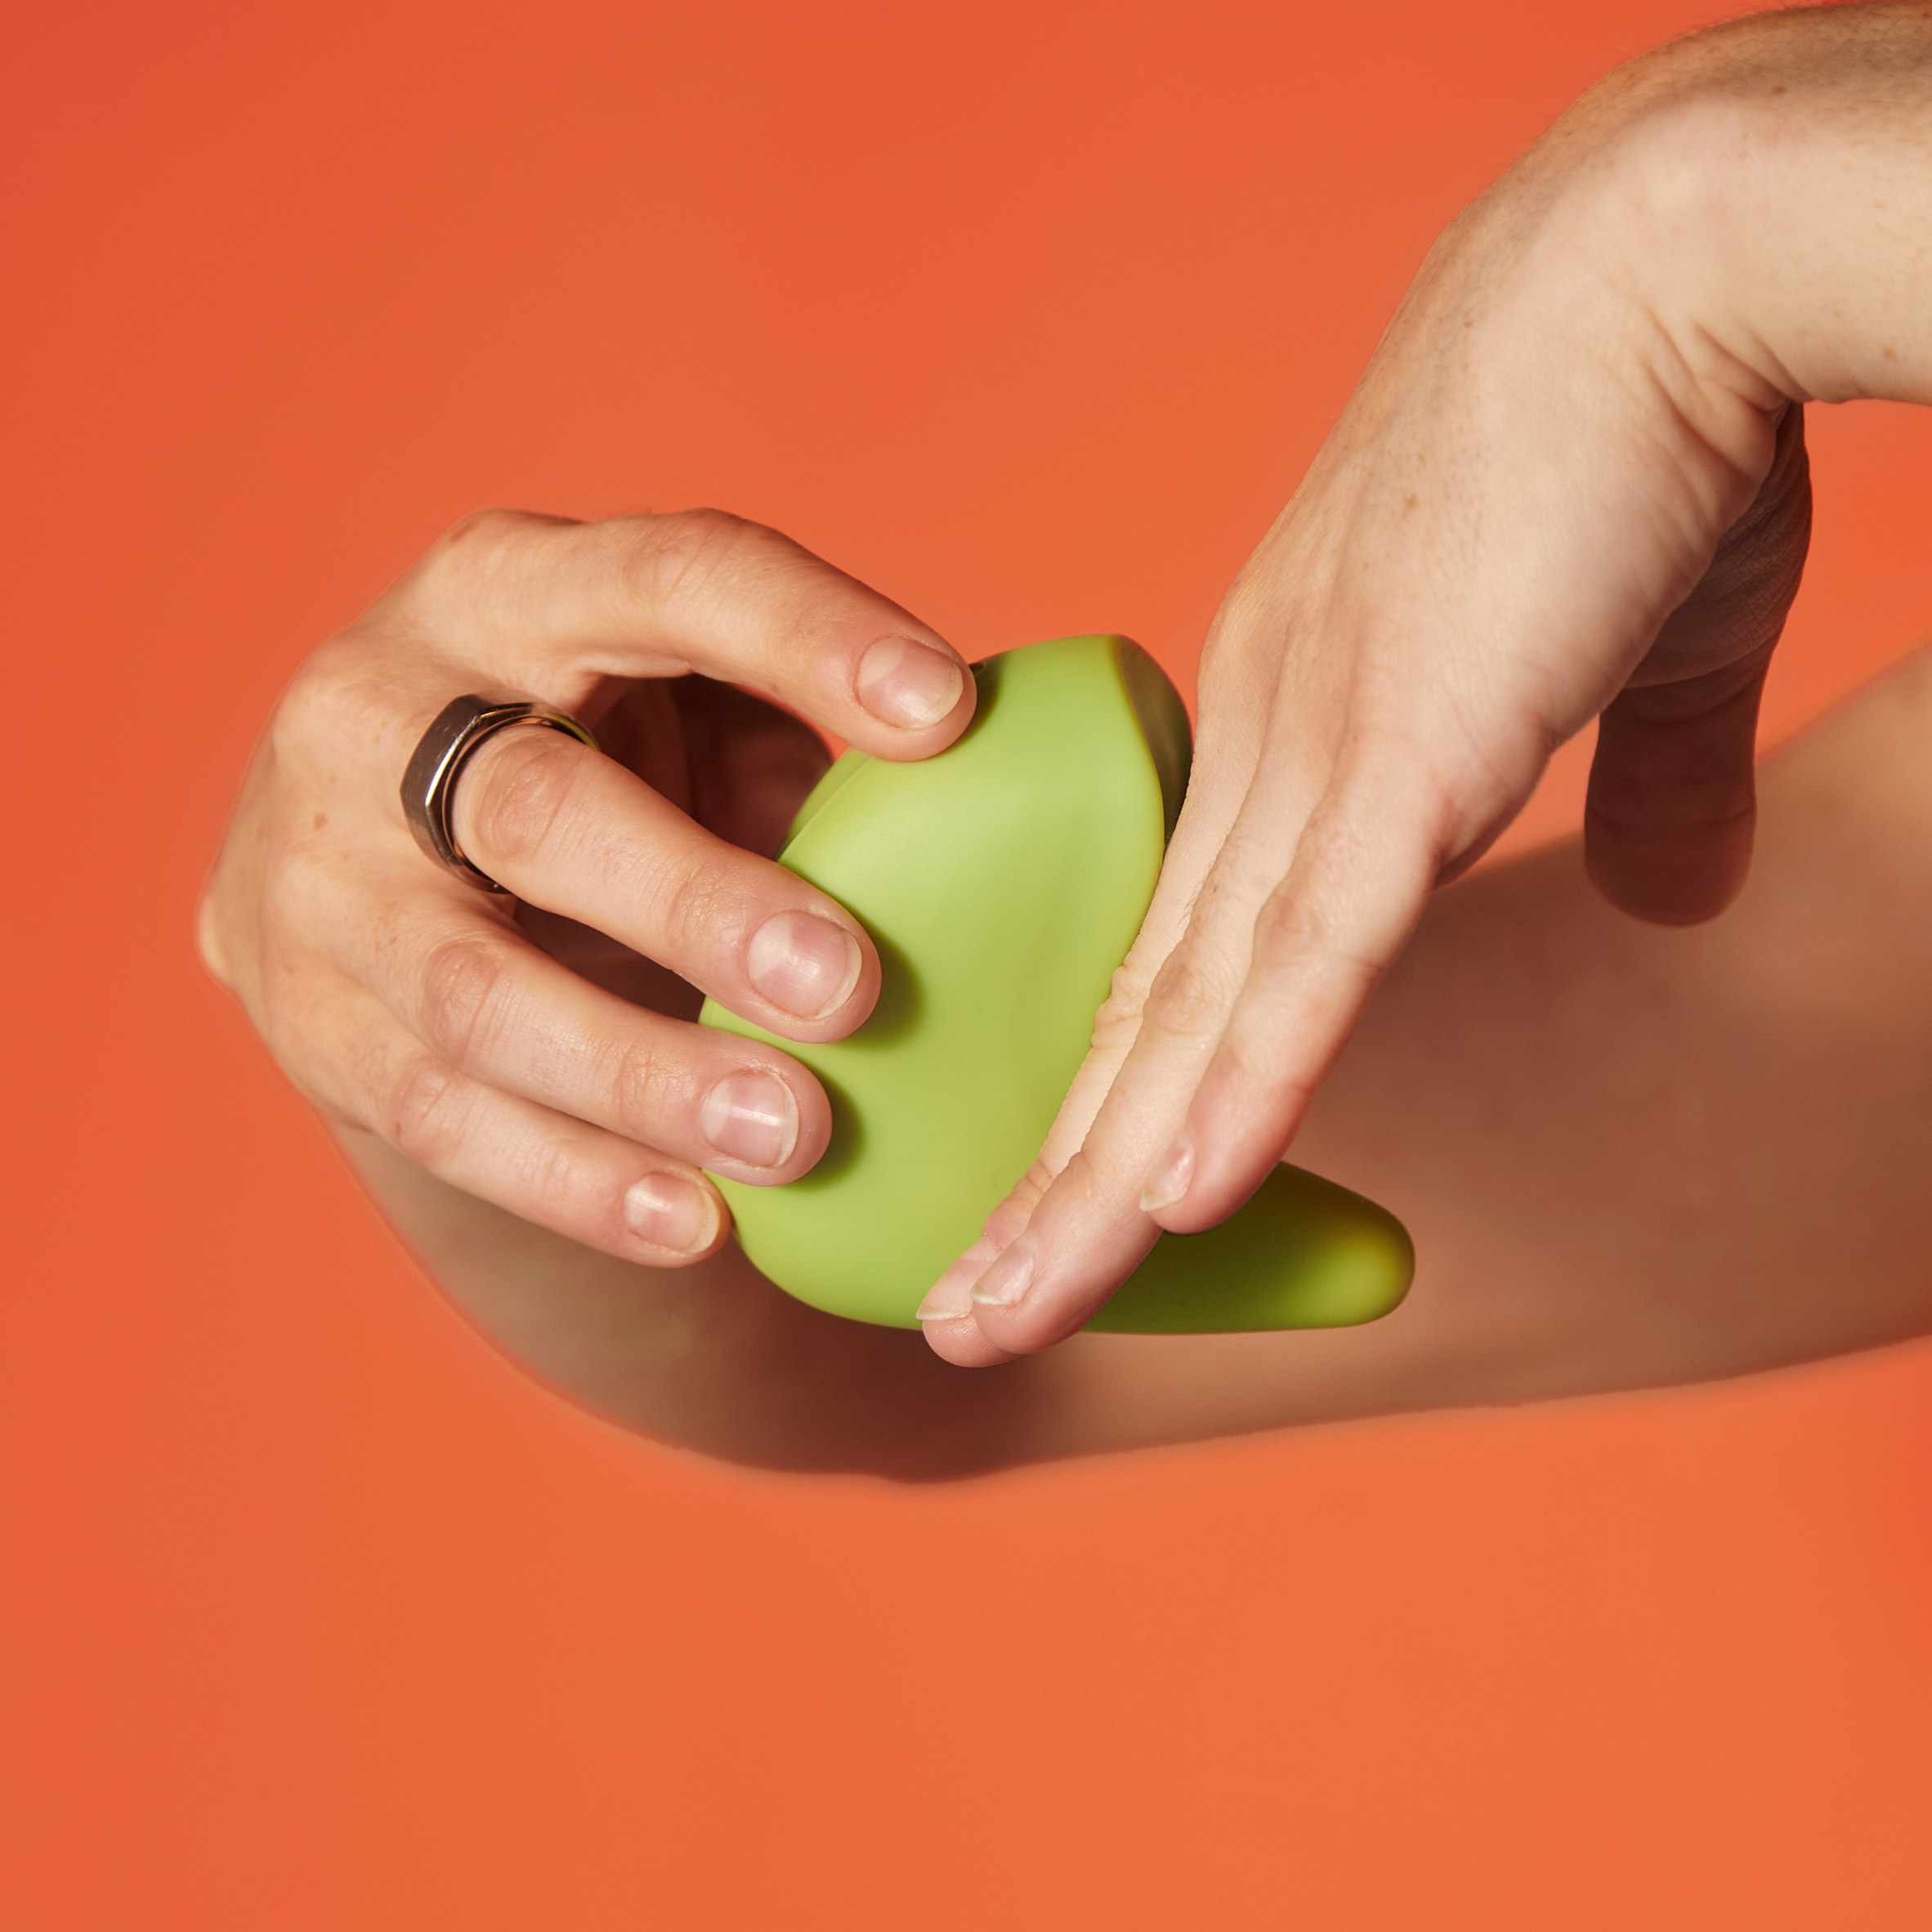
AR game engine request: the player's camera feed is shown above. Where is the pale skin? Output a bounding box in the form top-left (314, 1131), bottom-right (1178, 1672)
top-left (199, 508), bottom-right (980, 1272)
top-left (200, 4), bottom-right (1932, 1473)
top-left (924, 2), bottom-right (1932, 1366)
top-left (328, 644), bottom-right (1932, 1474)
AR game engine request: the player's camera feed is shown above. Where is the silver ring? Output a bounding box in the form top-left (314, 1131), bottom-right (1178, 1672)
top-left (401, 693), bottom-right (599, 892)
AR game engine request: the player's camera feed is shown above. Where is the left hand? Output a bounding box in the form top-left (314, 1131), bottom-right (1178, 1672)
top-left (200, 508), bottom-right (973, 1268)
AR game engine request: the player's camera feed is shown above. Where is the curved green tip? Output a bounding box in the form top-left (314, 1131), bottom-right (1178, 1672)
top-left (700, 635), bottom-right (1413, 1332)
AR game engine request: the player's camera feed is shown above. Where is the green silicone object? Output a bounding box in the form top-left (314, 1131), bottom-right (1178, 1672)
top-left (700, 635), bottom-right (1413, 1332)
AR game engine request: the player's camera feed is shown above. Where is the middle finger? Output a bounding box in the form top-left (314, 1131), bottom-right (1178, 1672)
top-left (445, 722), bottom-right (879, 1043)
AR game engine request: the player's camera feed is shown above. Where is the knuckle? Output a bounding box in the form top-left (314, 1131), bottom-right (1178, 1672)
top-left (257, 985), bottom-right (359, 1117)
top-left (651, 853), bottom-right (735, 961)
top-left (1250, 884), bottom-right (1381, 989)
top-left (1213, 1033), bottom-right (1282, 1101)
top-left (249, 845), bottom-right (315, 955)
top-left (268, 635), bottom-right (369, 771)
top-left (1251, 886), bottom-right (1324, 966)
top-left (1089, 959), bottom-right (1157, 1055)
top-left (257, 828), bottom-right (352, 946)
top-left (393, 506), bottom-right (570, 628)
top-left (1052, 1145), bottom-right (1113, 1214)
top-left (609, 1035), bottom-right (682, 1139)
top-left (428, 507), bottom-right (557, 587)
top-left (512, 1131), bottom-right (582, 1223)
top-left (463, 728), bottom-right (584, 872)
top-left (195, 879), bottom-right (238, 989)
top-left (975, 1170), bottom-right (1049, 1251)
top-left (1140, 950), bottom-right (1232, 1043)
top-left (1088, 1006), bottom-right (1140, 1058)
top-left (384, 1053), bottom-right (467, 1166)
top-left (442, 504), bottom-right (550, 553)
top-left (619, 506), bottom-right (755, 614)
top-left (415, 933), bottom-right (509, 1063)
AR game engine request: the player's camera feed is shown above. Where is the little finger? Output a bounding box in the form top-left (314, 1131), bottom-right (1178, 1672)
top-left (308, 981), bottom-right (731, 1264)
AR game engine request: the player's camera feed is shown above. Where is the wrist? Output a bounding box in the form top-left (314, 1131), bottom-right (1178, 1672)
top-left (1584, 11), bottom-right (1932, 412)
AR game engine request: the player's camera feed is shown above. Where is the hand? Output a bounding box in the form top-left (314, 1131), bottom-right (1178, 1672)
top-left (200, 508), bottom-right (973, 1264)
top-left (922, 2), bottom-right (1932, 1363)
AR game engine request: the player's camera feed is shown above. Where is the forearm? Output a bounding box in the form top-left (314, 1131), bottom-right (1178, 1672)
top-left (1293, 646), bottom-right (1932, 1402)
top-left (1587, 6), bottom-right (1932, 413)
top-left (337, 1125), bottom-right (1062, 1478)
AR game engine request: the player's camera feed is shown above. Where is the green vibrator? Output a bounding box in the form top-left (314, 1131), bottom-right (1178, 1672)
top-left (700, 634), bottom-right (1413, 1333)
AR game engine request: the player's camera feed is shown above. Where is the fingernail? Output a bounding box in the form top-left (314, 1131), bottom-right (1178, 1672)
top-left (1139, 1136), bottom-right (1195, 1213)
top-left (969, 1238), bottom-right (1035, 1311)
top-left (916, 1263), bottom-right (976, 1323)
top-left (746, 910), bottom-right (862, 1021)
top-left (701, 1070), bottom-right (799, 1169)
top-left (856, 636), bottom-right (965, 730)
top-left (624, 1172), bottom-right (721, 1254)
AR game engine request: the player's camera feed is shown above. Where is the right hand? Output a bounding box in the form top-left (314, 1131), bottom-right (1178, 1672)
top-left (199, 508), bottom-right (974, 1265)
top-left (920, 2), bottom-right (1932, 1363)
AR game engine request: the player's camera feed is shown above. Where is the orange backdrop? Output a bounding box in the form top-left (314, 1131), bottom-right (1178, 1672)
top-left (7, 2), bottom-right (1932, 1925)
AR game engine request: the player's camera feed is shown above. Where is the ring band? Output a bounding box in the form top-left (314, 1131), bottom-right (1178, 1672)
top-left (401, 693), bottom-right (599, 892)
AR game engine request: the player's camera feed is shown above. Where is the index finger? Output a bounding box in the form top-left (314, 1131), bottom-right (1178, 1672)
top-left (390, 507), bottom-right (976, 760)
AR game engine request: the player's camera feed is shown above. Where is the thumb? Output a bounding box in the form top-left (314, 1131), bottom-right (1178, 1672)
top-left (1583, 400), bottom-right (1810, 926)
top-left (1582, 647), bottom-right (1772, 925)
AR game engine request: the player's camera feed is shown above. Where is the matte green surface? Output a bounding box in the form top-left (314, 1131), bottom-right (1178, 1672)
top-left (700, 635), bottom-right (1412, 1332)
